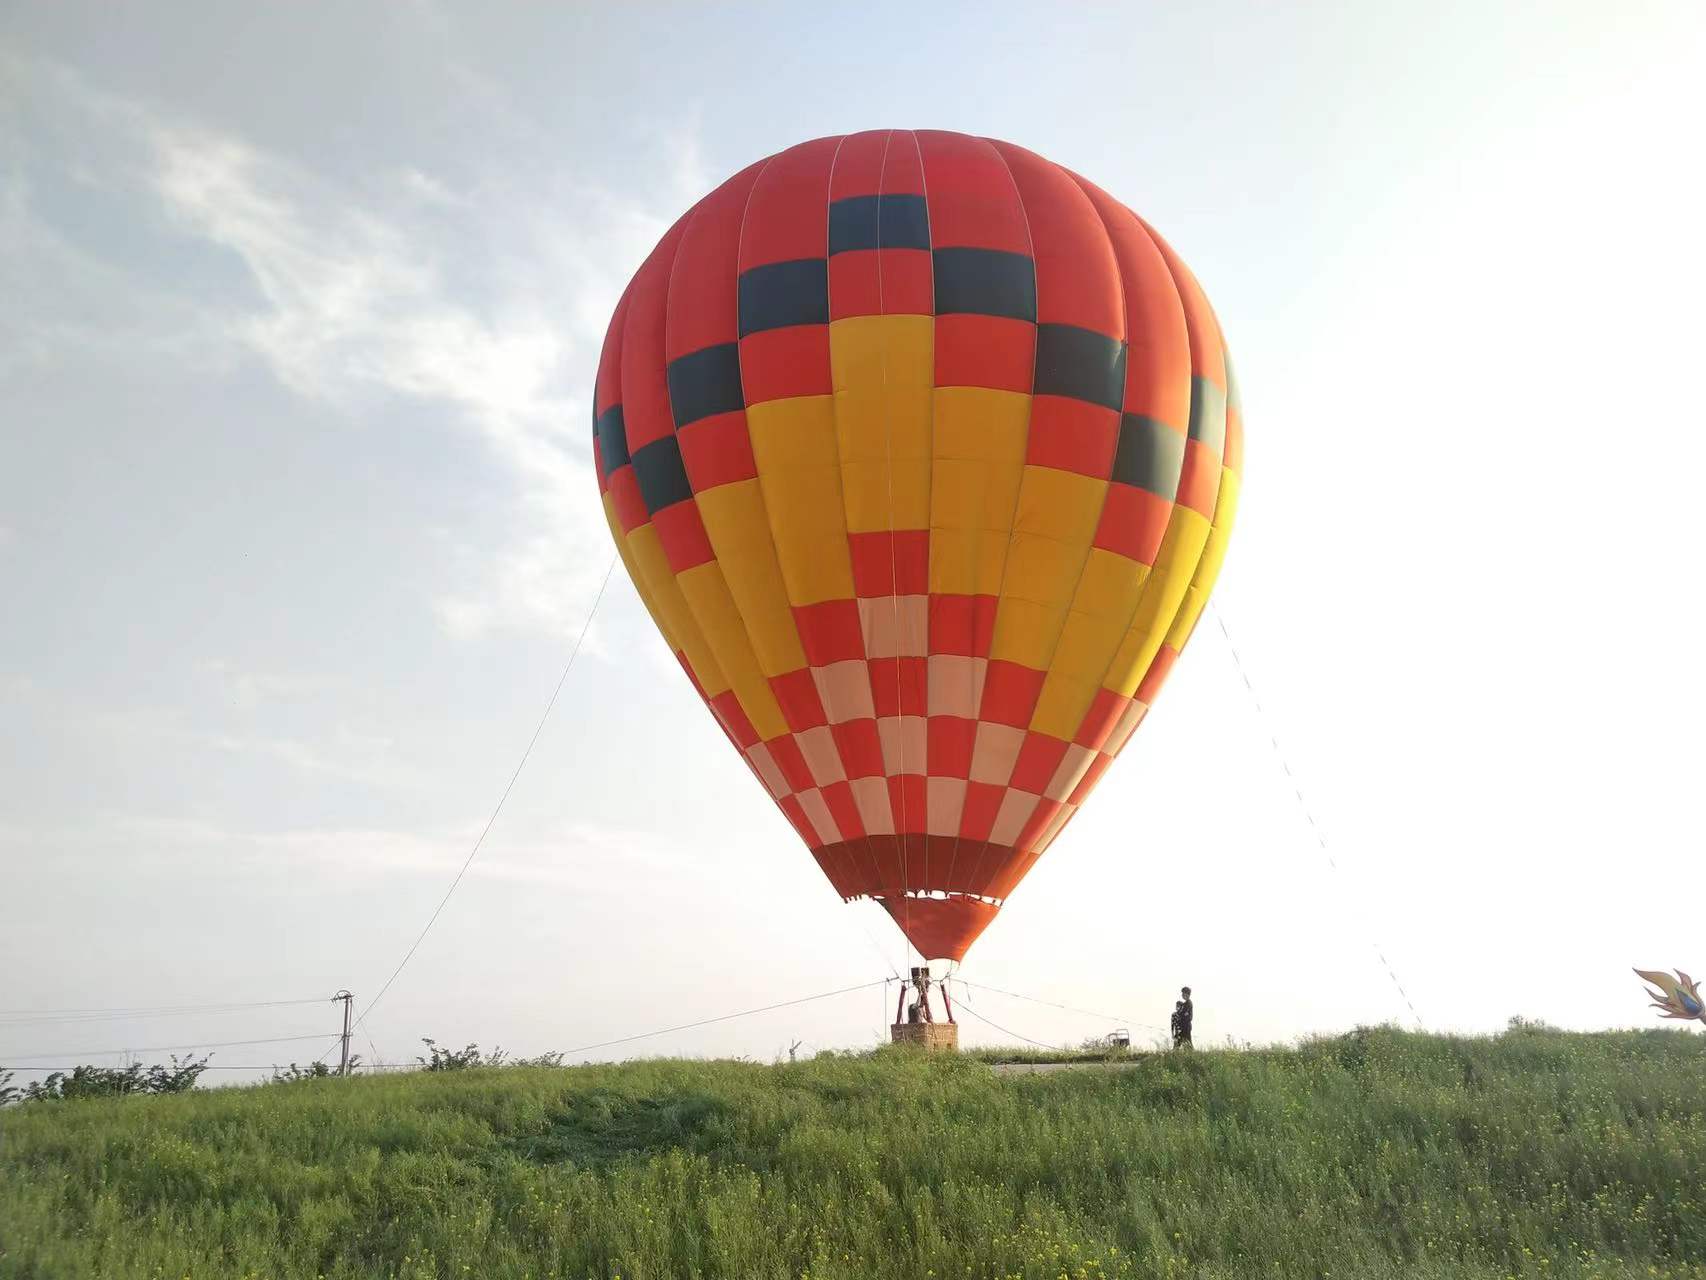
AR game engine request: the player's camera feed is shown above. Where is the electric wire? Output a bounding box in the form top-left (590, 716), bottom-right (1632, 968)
top-left (857, 925), bottom-right (902, 981)
top-left (1, 1033), bottom-right (334, 1063)
top-left (556, 979), bottom-right (887, 1057)
top-left (952, 998), bottom-right (1060, 1050)
top-left (14, 596), bottom-right (1368, 1076)
top-left (953, 978), bottom-right (1165, 1033)
top-left (4, 1064), bottom-right (365, 1073)
top-left (6, 980), bottom-right (1148, 1071)
top-left (308, 1032), bottom-right (346, 1069)
top-left (332, 555), bottom-right (618, 1056)
top-left (13, 555), bottom-right (615, 1074)
top-left (5, 1065), bottom-right (284, 1073)
top-left (0, 997), bottom-right (327, 1026)
top-left (1211, 604), bottom-right (1424, 1029)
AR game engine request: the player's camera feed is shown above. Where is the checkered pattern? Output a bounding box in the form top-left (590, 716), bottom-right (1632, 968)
top-left (594, 131), bottom-right (1243, 962)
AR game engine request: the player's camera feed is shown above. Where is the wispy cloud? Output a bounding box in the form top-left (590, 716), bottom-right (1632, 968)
top-left (7, 54), bottom-right (706, 640)
top-left (138, 117), bottom-right (663, 640)
top-left (202, 726), bottom-right (406, 788)
top-left (0, 67), bottom-right (237, 381)
top-left (5, 674), bottom-right (412, 791)
top-left (3, 813), bottom-right (727, 897)
top-left (197, 660), bottom-right (327, 714)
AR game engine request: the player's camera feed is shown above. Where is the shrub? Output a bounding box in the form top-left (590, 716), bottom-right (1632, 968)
top-left (415, 1038), bottom-right (565, 1070)
top-left (270, 1058), bottom-right (361, 1083)
top-left (2, 1054), bottom-right (210, 1103)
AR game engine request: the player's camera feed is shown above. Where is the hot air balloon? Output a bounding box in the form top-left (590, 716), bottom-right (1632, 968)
top-left (593, 131), bottom-right (1241, 965)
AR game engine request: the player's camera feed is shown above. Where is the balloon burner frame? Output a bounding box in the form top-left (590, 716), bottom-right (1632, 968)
top-left (890, 965), bottom-right (959, 1051)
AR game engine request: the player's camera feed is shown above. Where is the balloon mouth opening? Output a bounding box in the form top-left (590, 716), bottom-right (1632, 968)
top-left (871, 891), bottom-right (1002, 963)
top-left (810, 840), bottom-right (1034, 961)
top-left (880, 894), bottom-right (996, 914)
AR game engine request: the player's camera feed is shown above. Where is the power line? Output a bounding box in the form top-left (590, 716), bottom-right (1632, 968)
top-left (4, 1061), bottom-right (409, 1073)
top-left (558, 980), bottom-right (887, 1057)
top-left (1211, 604), bottom-right (1425, 1029)
top-left (849, 910), bottom-right (902, 981)
top-left (0, 998), bottom-right (326, 1016)
top-left (1, 1033), bottom-right (333, 1063)
top-left (2, 980), bottom-right (1118, 1070)
top-left (298, 981), bottom-right (887, 1067)
top-left (954, 979), bottom-right (1165, 1033)
top-left (17, 555), bottom-right (615, 1073)
top-left (339, 555), bottom-right (617, 1052)
top-left (0, 998), bottom-right (328, 1027)
top-left (953, 999), bottom-right (1060, 1050)
top-left (4, 1064), bottom-right (311, 1073)
top-left (309, 1032), bottom-right (346, 1068)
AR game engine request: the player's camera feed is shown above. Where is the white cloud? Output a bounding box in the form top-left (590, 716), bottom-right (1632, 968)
top-left (203, 726), bottom-right (407, 788)
top-left (8, 54), bottom-right (705, 641)
top-left (0, 73), bottom-right (236, 382)
top-left (197, 660), bottom-right (325, 713)
top-left (3, 812), bottom-right (730, 897)
top-left (5, 673), bottom-right (414, 792)
top-left (142, 124), bottom-right (617, 638)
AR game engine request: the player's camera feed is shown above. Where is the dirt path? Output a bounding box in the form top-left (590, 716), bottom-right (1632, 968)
top-left (988, 1059), bottom-right (1147, 1076)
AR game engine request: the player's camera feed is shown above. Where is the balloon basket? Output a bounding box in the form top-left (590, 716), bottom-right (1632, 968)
top-left (890, 965), bottom-right (958, 1052)
top-left (890, 1020), bottom-right (959, 1051)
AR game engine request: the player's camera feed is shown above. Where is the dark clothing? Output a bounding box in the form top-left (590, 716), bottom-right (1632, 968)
top-left (1171, 998), bottom-right (1194, 1049)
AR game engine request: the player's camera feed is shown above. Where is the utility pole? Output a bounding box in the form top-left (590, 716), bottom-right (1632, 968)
top-left (333, 990), bottom-right (354, 1076)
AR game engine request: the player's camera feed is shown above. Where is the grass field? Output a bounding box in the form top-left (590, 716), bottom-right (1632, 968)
top-left (2, 1025), bottom-right (1704, 1279)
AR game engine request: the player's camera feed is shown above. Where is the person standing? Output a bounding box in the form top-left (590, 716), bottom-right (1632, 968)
top-left (1170, 986), bottom-right (1194, 1049)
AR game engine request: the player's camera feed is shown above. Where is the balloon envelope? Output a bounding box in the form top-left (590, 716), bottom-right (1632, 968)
top-left (594, 131), bottom-right (1241, 961)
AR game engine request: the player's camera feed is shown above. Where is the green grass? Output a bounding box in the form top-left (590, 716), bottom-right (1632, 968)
top-left (3, 1026), bottom-right (1704, 1279)
top-left (963, 1045), bottom-right (1147, 1065)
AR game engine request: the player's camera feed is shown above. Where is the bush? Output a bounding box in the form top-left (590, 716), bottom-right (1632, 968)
top-left (2, 1054), bottom-right (210, 1103)
top-left (416, 1038), bottom-right (565, 1071)
top-left (270, 1058), bottom-right (361, 1083)
top-left (1506, 1014), bottom-right (1560, 1033)
top-left (417, 1038), bottom-right (506, 1071)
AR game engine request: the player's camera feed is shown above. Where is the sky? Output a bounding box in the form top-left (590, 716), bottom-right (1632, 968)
top-left (3, 1), bottom-right (1705, 1081)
